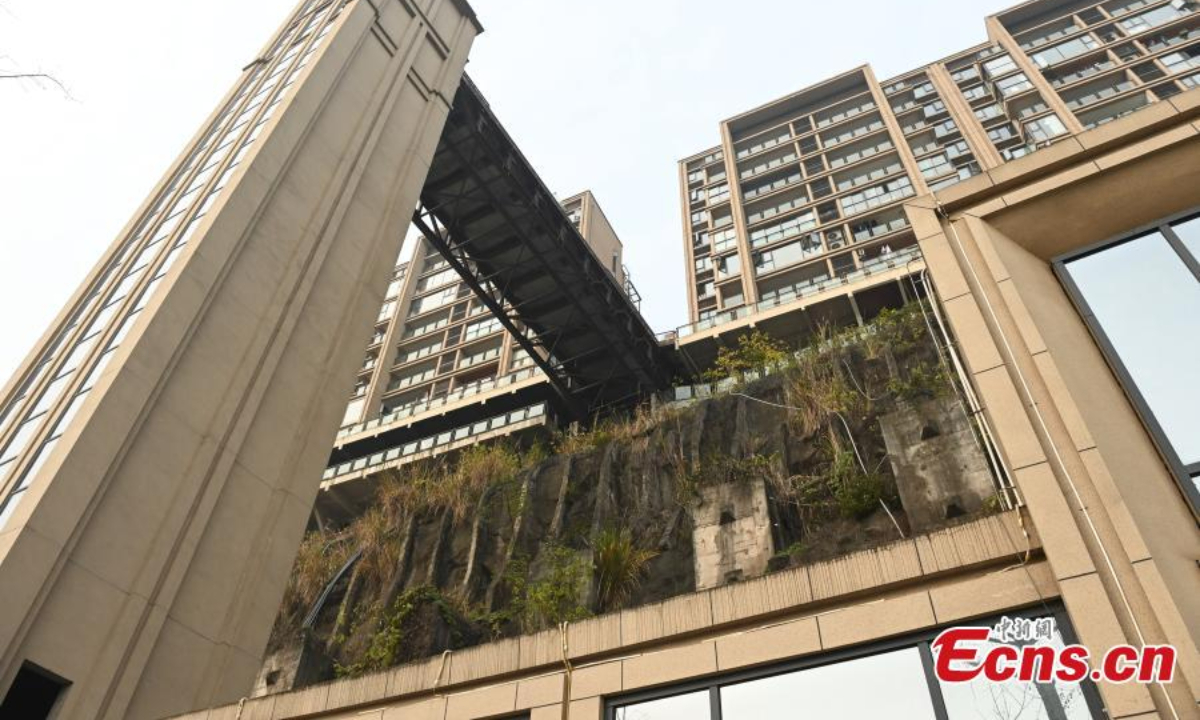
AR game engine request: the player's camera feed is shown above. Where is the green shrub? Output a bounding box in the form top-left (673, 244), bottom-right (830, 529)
top-left (834, 470), bottom-right (887, 519)
top-left (773, 540), bottom-right (807, 561)
top-left (704, 330), bottom-right (790, 382)
top-left (524, 544), bottom-right (591, 629)
top-left (335, 586), bottom-right (461, 678)
top-left (592, 527), bottom-right (657, 612)
top-left (886, 359), bottom-right (950, 401)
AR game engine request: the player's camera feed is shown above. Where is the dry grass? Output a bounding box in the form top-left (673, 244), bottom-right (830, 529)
top-left (785, 350), bottom-right (853, 437)
top-left (446, 443), bottom-right (521, 518)
top-left (275, 529), bottom-right (352, 633)
top-left (558, 405), bottom-right (663, 455)
top-left (373, 443), bottom-right (523, 522)
top-left (376, 464), bottom-right (433, 523)
top-left (351, 506), bottom-right (401, 594)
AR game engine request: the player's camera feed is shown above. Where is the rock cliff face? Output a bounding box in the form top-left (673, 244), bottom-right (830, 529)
top-left (256, 307), bottom-right (1000, 695)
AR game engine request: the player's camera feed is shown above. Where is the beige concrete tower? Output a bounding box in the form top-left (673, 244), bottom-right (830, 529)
top-left (0, 0), bottom-right (479, 717)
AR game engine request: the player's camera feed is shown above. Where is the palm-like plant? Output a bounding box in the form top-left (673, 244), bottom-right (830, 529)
top-left (592, 527), bottom-right (658, 612)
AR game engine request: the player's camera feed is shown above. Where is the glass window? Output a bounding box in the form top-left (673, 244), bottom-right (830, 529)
top-left (1174, 216), bottom-right (1200, 260)
top-left (610, 613), bottom-right (1101, 720)
top-left (1025, 114), bottom-right (1068, 143)
top-left (754, 233), bottom-right (823, 273)
top-left (1119, 4), bottom-right (1187, 34)
top-left (1, 415), bottom-right (41, 466)
top-left (0, 488), bottom-right (26, 531)
top-left (1031, 34), bottom-right (1099, 68)
top-left (1160, 45), bottom-right (1200, 75)
top-left (962, 84), bottom-right (989, 102)
top-left (26, 369), bottom-right (73, 420)
top-left (48, 391), bottom-right (88, 441)
top-left (715, 254), bottom-right (741, 279)
top-left (975, 103), bottom-right (1003, 121)
top-left (984, 54), bottom-right (1018, 78)
top-left (377, 300), bottom-right (397, 321)
top-left (938, 623), bottom-right (1094, 719)
top-left (721, 647), bottom-right (937, 719)
top-left (748, 212), bottom-right (816, 248)
top-left (1021, 17), bottom-right (1080, 49)
top-left (12, 438), bottom-right (56, 492)
top-left (1064, 225), bottom-right (1200, 480)
top-left (614, 690), bottom-right (709, 719)
top-left (997, 73), bottom-right (1034, 97)
top-left (78, 347), bottom-right (116, 393)
top-left (56, 333), bottom-right (100, 378)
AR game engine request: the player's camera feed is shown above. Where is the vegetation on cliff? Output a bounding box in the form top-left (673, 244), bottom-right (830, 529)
top-left (265, 302), bottom-right (996, 687)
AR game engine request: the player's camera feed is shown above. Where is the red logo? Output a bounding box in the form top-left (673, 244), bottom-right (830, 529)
top-left (932, 618), bottom-right (1175, 684)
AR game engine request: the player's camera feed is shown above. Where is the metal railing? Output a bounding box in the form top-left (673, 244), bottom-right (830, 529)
top-left (322, 402), bottom-right (548, 482)
top-left (675, 245), bottom-right (922, 338)
top-left (662, 316), bottom-right (895, 406)
top-left (337, 367), bottom-right (542, 439)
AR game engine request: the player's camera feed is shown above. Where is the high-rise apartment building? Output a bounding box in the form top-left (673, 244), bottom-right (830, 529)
top-left (316, 191), bottom-right (637, 522)
top-left (679, 0), bottom-right (1200, 338)
top-left (346, 191), bottom-right (629, 431)
top-left (0, 0), bottom-right (480, 717)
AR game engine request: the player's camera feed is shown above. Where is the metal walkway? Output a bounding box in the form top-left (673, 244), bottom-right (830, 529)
top-left (414, 76), bottom-right (677, 419)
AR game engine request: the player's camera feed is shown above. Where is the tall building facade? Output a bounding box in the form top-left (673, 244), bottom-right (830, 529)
top-left (316, 191), bottom-right (637, 523)
top-left (0, 0), bottom-right (480, 717)
top-left (679, 0), bottom-right (1200, 336)
top-left (345, 191), bottom-right (628, 432)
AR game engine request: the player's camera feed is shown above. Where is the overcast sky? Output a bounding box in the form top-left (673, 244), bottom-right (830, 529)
top-left (0, 0), bottom-right (1009, 382)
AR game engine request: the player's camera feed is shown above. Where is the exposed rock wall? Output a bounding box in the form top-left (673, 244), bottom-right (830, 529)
top-left (881, 398), bottom-right (997, 532)
top-left (258, 311), bottom-right (1000, 695)
top-left (693, 478), bottom-right (774, 589)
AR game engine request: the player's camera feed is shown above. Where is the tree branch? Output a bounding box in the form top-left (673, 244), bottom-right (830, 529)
top-left (0, 71), bottom-right (73, 99)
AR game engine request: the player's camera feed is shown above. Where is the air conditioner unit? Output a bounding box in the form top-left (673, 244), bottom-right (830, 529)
top-left (826, 230), bottom-right (845, 249)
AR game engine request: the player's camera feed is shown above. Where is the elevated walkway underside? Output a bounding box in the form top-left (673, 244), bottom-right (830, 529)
top-left (413, 76), bottom-right (678, 420)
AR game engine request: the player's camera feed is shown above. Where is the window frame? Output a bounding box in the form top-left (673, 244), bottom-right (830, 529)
top-left (0, 660), bottom-right (71, 719)
top-left (605, 605), bottom-right (1104, 720)
top-left (1052, 206), bottom-right (1200, 516)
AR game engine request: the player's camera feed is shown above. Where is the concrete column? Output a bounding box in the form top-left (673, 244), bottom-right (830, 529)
top-left (0, 1), bottom-right (480, 717)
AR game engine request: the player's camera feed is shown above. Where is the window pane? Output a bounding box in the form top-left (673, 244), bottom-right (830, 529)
top-left (938, 620), bottom-right (1094, 719)
top-left (1, 416), bottom-right (42, 465)
top-left (1172, 216), bottom-right (1200, 263)
top-left (613, 689), bottom-right (709, 719)
top-left (0, 488), bottom-right (26, 531)
top-left (1066, 231), bottom-right (1200, 465)
top-left (720, 647), bottom-right (937, 719)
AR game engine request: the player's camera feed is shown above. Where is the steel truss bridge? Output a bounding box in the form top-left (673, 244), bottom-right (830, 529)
top-left (413, 76), bottom-right (678, 420)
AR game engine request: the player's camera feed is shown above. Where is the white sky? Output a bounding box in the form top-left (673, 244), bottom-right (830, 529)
top-left (0, 0), bottom-right (1010, 383)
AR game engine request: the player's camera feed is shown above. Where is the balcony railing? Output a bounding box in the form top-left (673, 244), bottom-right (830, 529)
top-left (337, 366), bottom-right (542, 439)
top-left (676, 245), bottom-right (922, 338)
top-left (323, 403), bottom-right (548, 482)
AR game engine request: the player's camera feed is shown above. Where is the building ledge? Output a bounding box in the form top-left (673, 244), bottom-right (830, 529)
top-left (932, 85), bottom-right (1200, 216)
top-left (170, 511), bottom-right (1048, 720)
